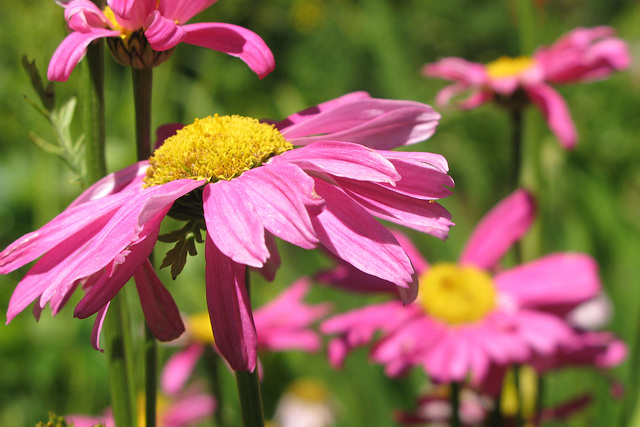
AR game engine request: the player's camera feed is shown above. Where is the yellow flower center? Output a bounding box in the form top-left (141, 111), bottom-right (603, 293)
top-left (287, 379), bottom-right (329, 403)
top-left (418, 263), bottom-right (497, 325)
top-left (144, 115), bottom-right (293, 187)
top-left (486, 56), bottom-right (535, 79)
top-left (187, 312), bottom-right (215, 344)
top-left (103, 6), bottom-right (131, 39)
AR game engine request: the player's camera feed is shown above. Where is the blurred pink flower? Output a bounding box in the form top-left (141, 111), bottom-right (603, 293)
top-left (48, 0), bottom-right (275, 81)
top-left (423, 26), bottom-right (630, 149)
top-left (321, 189), bottom-right (601, 385)
top-left (161, 278), bottom-right (331, 394)
top-left (67, 387), bottom-right (216, 427)
top-left (0, 92), bottom-right (453, 372)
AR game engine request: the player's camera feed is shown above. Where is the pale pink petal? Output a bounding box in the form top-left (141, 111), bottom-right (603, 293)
top-left (107, 0), bottom-right (155, 29)
top-left (66, 414), bottom-right (111, 427)
top-left (145, 10), bottom-right (187, 51)
top-left (48, 28), bottom-right (120, 81)
top-left (495, 253), bottom-right (600, 307)
top-left (276, 92), bottom-right (372, 128)
top-left (205, 236), bottom-right (257, 372)
top-left (182, 23), bottom-right (275, 79)
top-left (64, 0), bottom-right (110, 31)
top-left (459, 189), bottom-right (535, 269)
top-left (526, 84), bottom-right (577, 149)
top-left (514, 310), bottom-right (574, 355)
top-left (161, 342), bottom-right (205, 395)
top-left (458, 89), bottom-right (494, 110)
top-left (311, 179), bottom-right (414, 288)
top-left (133, 259), bottom-right (185, 341)
top-left (279, 98), bottom-right (440, 148)
top-left (161, 393), bottom-right (217, 426)
top-left (158, 0), bottom-right (217, 23)
top-left (203, 180), bottom-right (268, 268)
top-left (422, 57), bottom-right (488, 86)
top-left (90, 302), bottom-right (109, 352)
top-left (68, 161), bottom-right (148, 208)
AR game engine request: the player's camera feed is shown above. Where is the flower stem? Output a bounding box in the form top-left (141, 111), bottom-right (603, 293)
top-left (203, 346), bottom-right (227, 427)
top-left (516, 0), bottom-right (536, 55)
top-left (450, 381), bottom-right (461, 427)
top-left (235, 269), bottom-right (265, 427)
top-left (510, 107), bottom-right (524, 190)
top-left (144, 324), bottom-right (158, 427)
top-left (82, 38), bottom-right (107, 184)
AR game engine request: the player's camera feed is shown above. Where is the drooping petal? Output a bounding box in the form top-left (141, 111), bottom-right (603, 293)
top-left (48, 28), bottom-right (121, 81)
top-left (68, 161), bottom-right (148, 208)
top-left (495, 253), bottom-right (601, 308)
top-left (251, 232), bottom-right (281, 282)
top-left (161, 342), bottom-right (205, 395)
top-left (133, 259), bottom-right (185, 341)
top-left (90, 303), bottom-right (109, 352)
top-left (205, 236), bottom-right (257, 372)
top-left (459, 189), bottom-right (535, 269)
top-left (203, 180), bottom-right (268, 268)
top-left (182, 22), bottom-right (275, 79)
top-left (158, 0), bottom-right (218, 24)
top-left (64, 0), bottom-right (111, 31)
top-left (526, 84), bottom-right (578, 149)
top-left (310, 179), bottom-right (415, 289)
top-left (279, 98), bottom-right (440, 148)
top-left (145, 10), bottom-right (187, 51)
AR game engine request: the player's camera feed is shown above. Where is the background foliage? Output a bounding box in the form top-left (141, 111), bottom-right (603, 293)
top-left (1, 0), bottom-right (640, 426)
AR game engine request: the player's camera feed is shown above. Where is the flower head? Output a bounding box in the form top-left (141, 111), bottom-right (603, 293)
top-left (423, 26), bottom-right (630, 149)
top-left (1, 92), bottom-right (453, 372)
top-left (321, 189), bottom-right (601, 384)
top-left (48, 0), bottom-right (275, 81)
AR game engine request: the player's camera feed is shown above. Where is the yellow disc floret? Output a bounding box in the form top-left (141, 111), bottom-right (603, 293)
top-left (486, 55), bottom-right (535, 79)
top-left (144, 115), bottom-right (293, 187)
top-left (418, 263), bottom-right (497, 325)
top-left (187, 312), bottom-right (215, 344)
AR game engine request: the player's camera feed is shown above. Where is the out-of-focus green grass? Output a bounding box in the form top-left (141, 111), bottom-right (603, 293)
top-left (1, 0), bottom-right (640, 426)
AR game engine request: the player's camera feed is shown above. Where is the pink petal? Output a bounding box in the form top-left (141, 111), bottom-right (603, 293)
top-left (90, 302), bottom-right (109, 352)
top-left (316, 263), bottom-right (402, 295)
top-left (48, 28), bottom-right (120, 81)
top-left (107, 0), bottom-right (155, 29)
top-left (310, 179), bottom-right (414, 288)
top-left (158, 0), bottom-right (217, 23)
top-left (276, 92), bottom-right (372, 128)
top-left (279, 98), bottom-right (440, 148)
top-left (205, 236), bottom-right (257, 372)
top-left (182, 22), bottom-right (275, 79)
top-left (459, 189), bottom-right (535, 269)
top-left (422, 57), bottom-right (488, 85)
top-left (526, 84), bottom-right (577, 149)
top-left (133, 259), bottom-right (185, 341)
top-left (68, 161), bottom-right (148, 208)
top-left (203, 180), bottom-right (268, 268)
top-left (251, 232), bottom-right (281, 282)
top-left (391, 230), bottom-right (429, 275)
top-left (161, 393), bottom-right (217, 426)
top-left (64, 0), bottom-right (110, 31)
top-left (161, 342), bottom-right (205, 395)
top-left (145, 10), bottom-right (187, 51)
top-left (495, 253), bottom-right (601, 307)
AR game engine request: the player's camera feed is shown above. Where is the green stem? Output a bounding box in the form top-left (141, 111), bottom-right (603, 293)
top-left (235, 269), bottom-right (265, 427)
top-left (510, 107), bottom-right (524, 190)
top-left (515, 0), bottom-right (536, 55)
top-left (203, 346), bottom-right (227, 427)
top-left (144, 324), bottom-right (158, 427)
top-left (450, 382), bottom-right (461, 427)
top-left (132, 67), bottom-right (153, 160)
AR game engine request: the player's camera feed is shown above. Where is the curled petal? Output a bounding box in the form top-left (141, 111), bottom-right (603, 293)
top-left (64, 0), bottom-right (110, 31)
top-left (90, 302), bottom-right (109, 352)
top-left (145, 10), bottom-right (187, 51)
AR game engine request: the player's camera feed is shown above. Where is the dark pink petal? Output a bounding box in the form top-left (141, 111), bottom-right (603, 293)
top-left (495, 253), bottom-right (600, 308)
top-left (90, 302), bottom-right (109, 352)
top-left (525, 84), bottom-right (577, 149)
top-left (280, 99), bottom-right (440, 148)
top-left (311, 179), bottom-right (415, 289)
top-left (182, 22), bottom-right (275, 79)
top-left (64, 0), bottom-right (110, 31)
top-left (158, 0), bottom-right (217, 23)
top-left (133, 259), bottom-right (185, 341)
top-left (203, 180), bottom-right (268, 268)
top-left (251, 232), bottom-right (281, 282)
top-left (48, 28), bottom-right (120, 81)
top-left (161, 393), bottom-right (217, 426)
top-left (459, 189), bottom-right (535, 269)
top-left (205, 236), bottom-right (257, 372)
top-left (145, 10), bottom-right (187, 51)
top-left (316, 263), bottom-right (401, 295)
top-left (155, 123), bottom-right (184, 150)
top-left (275, 141), bottom-right (400, 183)
top-left (276, 92), bottom-right (372, 128)
top-left (161, 342), bottom-right (205, 395)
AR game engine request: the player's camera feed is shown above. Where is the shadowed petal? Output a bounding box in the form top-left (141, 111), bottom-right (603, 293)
top-left (145, 10), bottom-right (187, 51)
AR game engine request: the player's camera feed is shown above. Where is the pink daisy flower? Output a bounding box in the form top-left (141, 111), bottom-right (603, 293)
top-left (423, 26), bottom-right (630, 149)
top-left (321, 189), bottom-right (601, 385)
top-left (48, 0), bottom-right (275, 81)
top-left (0, 91), bottom-right (453, 372)
top-left (161, 278), bottom-right (331, 394)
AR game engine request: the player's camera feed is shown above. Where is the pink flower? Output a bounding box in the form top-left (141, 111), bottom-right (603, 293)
top-left (0, 92), bottom-right (453, 372)
top-left (321, 189), bottom-right (601, 385)
top-left (67, 387), bottom-right (216, 427)
top-left (161, 278), bottom-right (331, 394)
top-left (48, 0), bottom-right (275, 81)
top-left (423, 26), bottom-right (630, 149)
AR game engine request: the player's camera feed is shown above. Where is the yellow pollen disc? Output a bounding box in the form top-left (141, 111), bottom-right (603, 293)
top-left (287, 379), bottom-right (329, 403)
top-left (144, 115), bottom-right (293, 187)
top-left (103, 6), bottom-right (131, 40)
top-left (418, 263), bottom-right (497, 325)
top-left (187, 312), bottom-right (215, 344)
top-left (486, 55), bottom-right (535, 79)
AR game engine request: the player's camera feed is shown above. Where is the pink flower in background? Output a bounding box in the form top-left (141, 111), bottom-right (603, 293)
top-left (161, 278), bottom-right (331, 394)
top-left (67, 387), bottom-right (216, 427)
top-left (0, 92), bottom-right (453, 372)
top-left (423, 26), bottom-right (630, 149)
top-left (48, 0), bottom-right (275, 81)
top-left (321, 189), bottom-right (601, 385)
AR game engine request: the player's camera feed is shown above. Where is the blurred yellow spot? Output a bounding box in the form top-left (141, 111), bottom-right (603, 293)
top-left (103, 6), bottom-right (131, 40)
top-left (486, 56), bottom-right (535, 79)
top-left (501, 365), bottom-right (538, 424)
top-left (287, 378), bottom-right (329, 403)
top-left (187, 312), bottom-right (215, 344)
top-left (418, 263), bottom-right (497, 325)
top-left (290, 0), bottom-right (326, 33)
